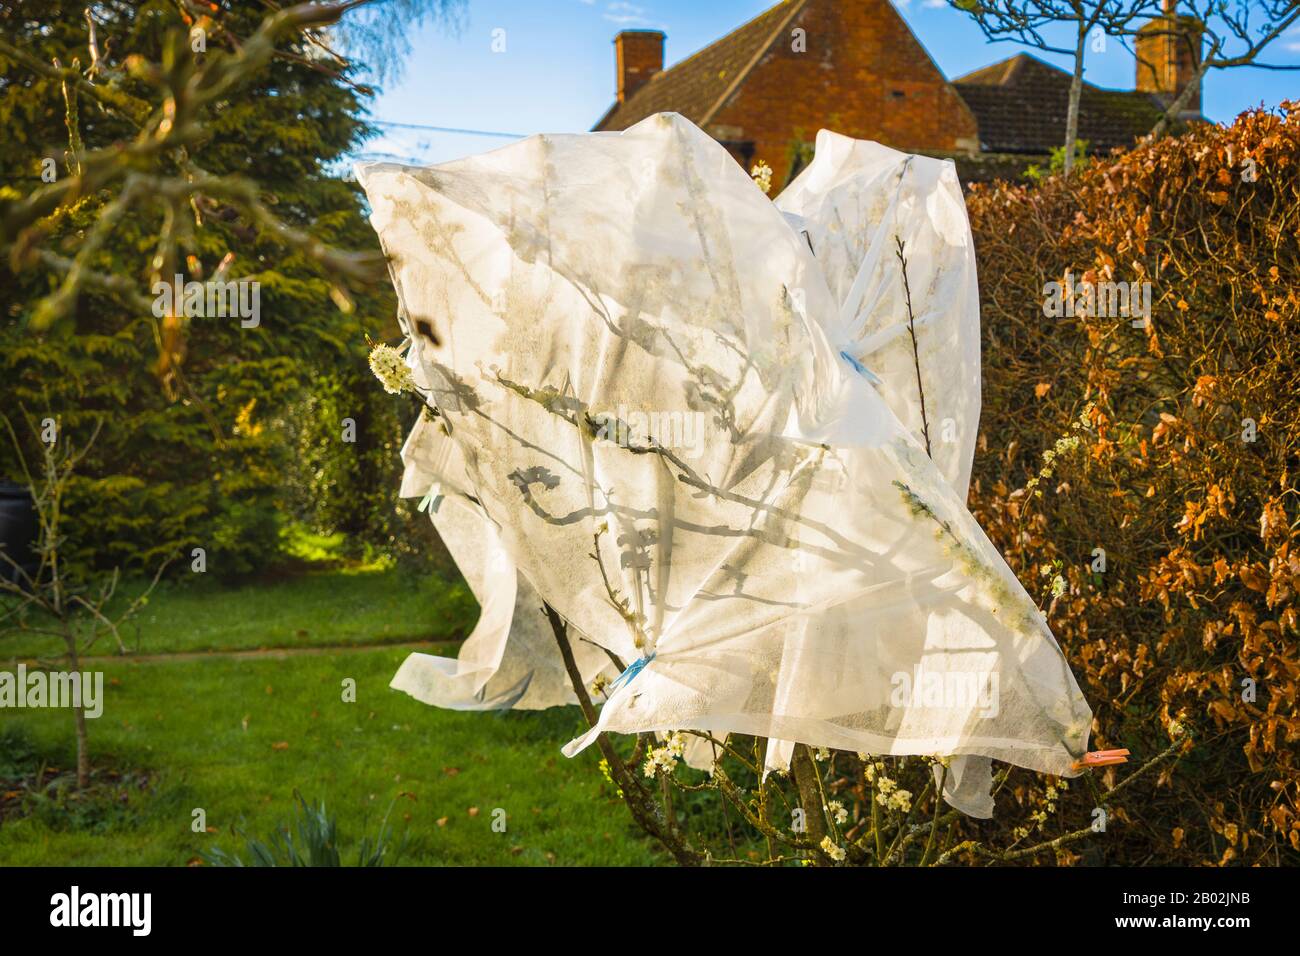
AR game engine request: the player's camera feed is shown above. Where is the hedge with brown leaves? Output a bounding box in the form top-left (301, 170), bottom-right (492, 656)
top-left (966, 104), bottom-right (1299, 865)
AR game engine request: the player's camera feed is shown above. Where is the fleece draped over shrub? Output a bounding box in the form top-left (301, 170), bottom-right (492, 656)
top-left (356, 113), bottom-right (1092, 816)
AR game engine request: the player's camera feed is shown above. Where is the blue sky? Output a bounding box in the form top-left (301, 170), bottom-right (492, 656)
top-left (357, 0), bottom-right (1298, 166)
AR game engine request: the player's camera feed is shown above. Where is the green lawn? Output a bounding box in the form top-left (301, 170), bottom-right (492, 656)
top-left (0, 567), bottom-right (659, 866)
top-left (2, 565), bottom-right (478, 659)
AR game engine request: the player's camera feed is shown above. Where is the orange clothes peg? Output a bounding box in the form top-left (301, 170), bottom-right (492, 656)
top-left (1073, 748), bottom-right (1130, 771)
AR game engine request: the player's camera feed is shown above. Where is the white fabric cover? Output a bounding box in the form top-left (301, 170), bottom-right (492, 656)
top-left (391, 409), bottom-right (616, 710)
top-left (762, 131), bottom-right (991, 813)
top-left (775, 131), bottom-right (981, 500)
top-left (356, 113), bottom-right (1092, 815)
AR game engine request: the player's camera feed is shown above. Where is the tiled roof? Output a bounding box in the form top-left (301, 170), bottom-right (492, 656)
top-left (953, 53), bottom-right (1168, 155)
top-left (593, 0), bottom-right (809, 132)
top-left (595, 7), bottom-right (1173, 158)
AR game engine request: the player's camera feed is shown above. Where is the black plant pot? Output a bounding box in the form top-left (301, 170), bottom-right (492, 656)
top-left (0, 480), bottom-right (38, 586)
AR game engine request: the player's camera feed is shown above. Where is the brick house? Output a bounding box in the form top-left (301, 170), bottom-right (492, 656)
top-left (593, 0), bottom-right (1202, 186)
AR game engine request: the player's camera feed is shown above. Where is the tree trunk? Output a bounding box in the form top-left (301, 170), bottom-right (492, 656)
top-left (1063, 26), bottom-right (1087, 176)
top-left (1151, 56), bottom-right (1213, 139)
top-left (790, 743), bottom-right (828, 847)
top-left (72, 703), bottom-right (90, 789)
top-left (542, 603), bottom-right (702, 865)
top-left (65, 628), bottom-right (89, 789)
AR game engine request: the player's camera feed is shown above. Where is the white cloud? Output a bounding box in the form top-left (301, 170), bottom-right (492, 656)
top-left (603, 2), bottom-right (656, 27)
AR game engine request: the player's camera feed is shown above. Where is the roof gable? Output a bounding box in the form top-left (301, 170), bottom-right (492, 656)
top-left (593, 0), bottom-right (808, 132)
top-left (955, 52), bottom-right (1096, 91)
top-left (953, 55), bottom-right (1166, 154)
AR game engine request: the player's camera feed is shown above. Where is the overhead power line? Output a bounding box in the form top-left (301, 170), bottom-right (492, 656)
top-left (369, 119), bottom-right (526, 139)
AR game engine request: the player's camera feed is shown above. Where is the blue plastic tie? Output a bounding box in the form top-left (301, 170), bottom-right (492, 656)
top-left (840, 350), bottom-right (882, 385)
top-left (610, 652), bottom-right (656, 691)
top-left (417, 483), bottom-right (443, 514)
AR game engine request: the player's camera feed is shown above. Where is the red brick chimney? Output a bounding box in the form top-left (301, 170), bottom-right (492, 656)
top-left (615, 30), bottom-right (665, 104)
top-left (1136, 0), bottom-right (1203, 118)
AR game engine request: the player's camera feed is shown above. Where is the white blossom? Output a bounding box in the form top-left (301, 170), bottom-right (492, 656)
top-left (888, 789), bottom-right (913, 813)
top-left (819, 836), bottom-right (846, 862)
top-left (369, 342), bottom-right (415, 394)
top-left (643, 731), bottom-right (687, 778)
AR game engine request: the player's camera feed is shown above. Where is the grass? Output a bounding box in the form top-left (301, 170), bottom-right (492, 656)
top-left (0, 564), bottom-right (479, 659)
top-left (0, 545), bottom-right (660, 866)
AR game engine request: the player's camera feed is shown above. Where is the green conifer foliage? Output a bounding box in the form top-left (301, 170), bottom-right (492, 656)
top-left (0, 1), bottom-right (408, 577)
